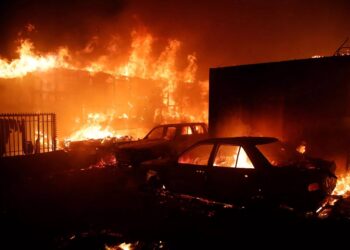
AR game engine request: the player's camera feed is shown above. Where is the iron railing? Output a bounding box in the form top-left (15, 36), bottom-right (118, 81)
top-left (0, 113), bottom-right (57, 157)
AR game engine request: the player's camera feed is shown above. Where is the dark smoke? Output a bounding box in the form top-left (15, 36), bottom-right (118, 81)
top-left (0, 0), bottom-right (126, 57)
top-left (125, 0), bottom-right (350, 79)
top-left (1, 0), bottom-right (350, 80)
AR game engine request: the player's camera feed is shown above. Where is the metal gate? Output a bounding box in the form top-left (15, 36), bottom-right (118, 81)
top-left (0, 113), bottom-right (57, 157)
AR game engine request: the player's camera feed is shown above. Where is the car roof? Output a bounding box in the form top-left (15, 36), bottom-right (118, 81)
top-left (197, 136), bottom-right (278, 145)
top-left (155, 122), bottom-right (207, 127)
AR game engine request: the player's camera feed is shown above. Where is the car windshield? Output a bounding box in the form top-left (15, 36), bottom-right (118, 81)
top-left (256, 141), bottom-right (301, 167)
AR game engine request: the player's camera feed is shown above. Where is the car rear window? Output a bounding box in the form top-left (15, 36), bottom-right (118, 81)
top-left (256, 141), bottom-right (300, 167)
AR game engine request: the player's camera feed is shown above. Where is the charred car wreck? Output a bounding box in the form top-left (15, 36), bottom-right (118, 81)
top-left (142, 137), bottom-right (337, 212)
top-left (116, 122), bottom-right (208, 168)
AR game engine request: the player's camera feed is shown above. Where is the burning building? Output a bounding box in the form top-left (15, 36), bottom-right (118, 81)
top-left (0, 30), bottom-right (208, 151)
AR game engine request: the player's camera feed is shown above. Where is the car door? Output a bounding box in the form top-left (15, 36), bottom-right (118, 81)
top-left (207, 144), bottom-right (260, 204)
top-left (165, 143), bottom-right (214, 197)
top-left (170, 125), bottom-right (196, 155)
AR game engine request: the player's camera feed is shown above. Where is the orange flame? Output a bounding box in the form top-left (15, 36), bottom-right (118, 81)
top-left (332, 173), bottom-right (350, 197)
top-left (65, 112), bottom-right (149, 143)
top-left (117, 31), bottom-right (153, 78)
top-left (0, 31), bottom-right (198, 82)
top-left (105, 242), bottom-right (133, 250)
top-left (183, 54), bottom-right (198, 83)
top-left (0, 39), bottom-right (70, 78)
top-left (66, 113), bottom-right (123, 141)
top-left (1, 29), bottom-right (207, 140)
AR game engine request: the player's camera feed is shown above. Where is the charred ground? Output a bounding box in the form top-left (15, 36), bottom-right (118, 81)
top-left (1, 151), bottom-right (350, 249)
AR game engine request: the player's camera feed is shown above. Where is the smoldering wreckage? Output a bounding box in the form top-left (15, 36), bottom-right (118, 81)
top-left (2, 56), bottom-right (350, 248)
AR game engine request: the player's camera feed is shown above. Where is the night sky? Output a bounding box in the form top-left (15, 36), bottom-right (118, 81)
top-left (0, 0), bottom-right (349, 80)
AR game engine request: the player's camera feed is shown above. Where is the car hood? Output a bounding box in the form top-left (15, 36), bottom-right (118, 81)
top-left (119, 139), bottom-right (169, 151)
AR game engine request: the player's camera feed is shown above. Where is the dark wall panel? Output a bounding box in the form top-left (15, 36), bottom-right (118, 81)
top-left (209, 56), bottom-right (350, 170)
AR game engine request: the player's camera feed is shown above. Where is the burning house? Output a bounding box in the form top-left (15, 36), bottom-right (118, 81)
top-left (0, 31), bottom-right (208, 156)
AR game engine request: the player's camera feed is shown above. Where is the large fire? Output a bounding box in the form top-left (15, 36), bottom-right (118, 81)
top-left (332, 173), bottom-right (350, 198)
top-left (67, 113), bottom-right (124, 141)
top-left (0, 39), bottom-right (71, 78)
top-left (0, 28), bottom-right (208, 142)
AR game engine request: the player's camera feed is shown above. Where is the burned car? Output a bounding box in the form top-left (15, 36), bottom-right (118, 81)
top-left (142, 137), bottom-right (337, 212)
top-left (116, 123), bottom-right (208, 168)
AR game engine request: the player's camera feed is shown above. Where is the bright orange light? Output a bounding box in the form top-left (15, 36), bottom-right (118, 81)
top-left (105, 242), bottom-right (133, 250)
top-left (66, 112), bottom-right (123, 141)
top-left (296, 142), bottom-right (306, 154)
top-left (1, 29), bottom-right (208, 140)
top-left (0, 39), bottom-right (71, 78)
top-left (117, 31), bottom-right (153, 78)
top-left (332, 173), bottom-right (350, 197)
top-left (236, 148), bottom-right (254, 169)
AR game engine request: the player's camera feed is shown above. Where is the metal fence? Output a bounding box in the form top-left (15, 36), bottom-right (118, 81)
top-left (0, 113), bottom-right (57, 157)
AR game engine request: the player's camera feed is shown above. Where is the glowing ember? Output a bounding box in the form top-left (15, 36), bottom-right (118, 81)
top-left (85, 153), bottom-right (117, 169)
top-left (296, 145), bottom-right (306, 154)
top-left (296, 141), bottom-right (307, 154)
top-left (105, 242), bottom-right (133, 250)
top-left (332, 173), bottom-right (350, 197)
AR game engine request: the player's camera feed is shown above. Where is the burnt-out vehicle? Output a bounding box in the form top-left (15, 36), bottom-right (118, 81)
top-left (141, 137), bottom-right (337, 212)
top-left (116, 123), bottom-right (208, 168)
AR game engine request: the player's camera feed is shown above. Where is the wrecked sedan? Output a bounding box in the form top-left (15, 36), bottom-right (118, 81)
top-left (116, 122), bottom-right (208, 168)
top-left (142, 137), bottom-right (337, 212)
